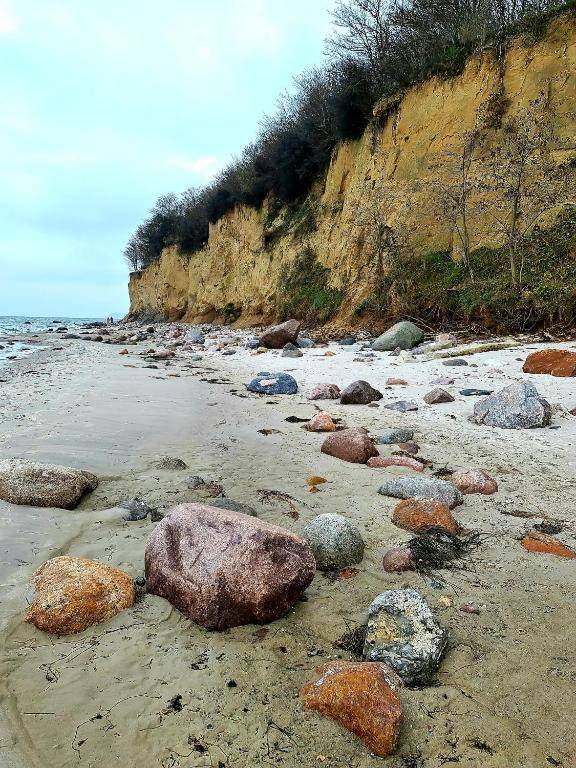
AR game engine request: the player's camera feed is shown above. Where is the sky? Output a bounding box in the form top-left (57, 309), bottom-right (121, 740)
top-left (0, 0), bottom-right (334, 318)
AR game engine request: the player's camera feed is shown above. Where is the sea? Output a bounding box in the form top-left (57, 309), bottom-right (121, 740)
top-left (0, 316), bottom-right (103, 366)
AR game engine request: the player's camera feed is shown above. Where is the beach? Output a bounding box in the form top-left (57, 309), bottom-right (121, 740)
top-left (0, 326), bottom-right (575, 768)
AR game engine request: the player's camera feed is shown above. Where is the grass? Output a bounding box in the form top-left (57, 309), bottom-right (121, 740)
top-left (279, 247), bottom-right (344, 324)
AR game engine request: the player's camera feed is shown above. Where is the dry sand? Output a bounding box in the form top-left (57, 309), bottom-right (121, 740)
top-left (0, 331), bottom-right (575, 768)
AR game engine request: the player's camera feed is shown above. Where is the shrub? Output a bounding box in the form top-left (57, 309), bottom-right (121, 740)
top-left (279, 248), bottom-right (345, 323)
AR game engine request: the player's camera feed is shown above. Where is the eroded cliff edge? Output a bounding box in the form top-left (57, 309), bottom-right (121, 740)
top-left (128, 13), bottom-right (576, 332)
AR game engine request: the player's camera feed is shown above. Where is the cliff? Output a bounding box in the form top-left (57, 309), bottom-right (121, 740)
top-left (128, 12), bottom-right (576, 332)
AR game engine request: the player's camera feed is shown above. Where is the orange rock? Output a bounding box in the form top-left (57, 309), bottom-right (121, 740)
top-left (523, 349), bottom-right (576, 377)
top-left (300, 660), bottom-right (402, 757)
top-left (26, 556), bottom-right (135, 635)
top-left (367, 456), bottom-right (424, 472)
top-left (392, 499), bottom-right (460, 534)
top-left (521, 531), bottom-right (576, 559)
top-left (305, 412), bottom-right (336, 433)
top-left (306, 476), bottom-right (327, 486)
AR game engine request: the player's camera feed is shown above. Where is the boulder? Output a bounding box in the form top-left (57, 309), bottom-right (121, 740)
top-left (472, 381), bottom-right (552, 429)
top-left (247, 372), bottom-right (298, 395)
top-left (523, 349), bottom-right (576, 377)
top-left (375, 428), bottom-right (415, 445)
top-left (363, 588), bottom-right (448, 684)
top-left (378, 477), bottom-right (463, 509)
top-left (209, 498), bottom-right (258, 517)
top-left (297, 337), bottom-right (315, 349)
top-left (300, 660), bottom-right (402, 758)
top-left (340, 380), bottom-right (383, 405)
top-left (450, 468), bottom-right (498, 495)
top-left (25, 556), bottom-right (134, 635)
top-left (383, 547), bottom-right (415, 573)
top-left (305, 412), bottom-right (336, 433)
top-left (392, 499), bottom-right (459, 534)
top-left (281, 342), bottom-right (303, 358)
top-left (0, 459), bottom-right (98, 509)
top-left (371, 321), bottom-right (424, 352)
top-left (367, 456), bottom-right (425, 472)
top-left (302, 513), bottom-right (365, 571)
top-left (259, 319), bottom-right (301, 349)
top-left (144, 504), bottom-right (315, 630)
top-left (321, 428), bottom-right (379, 464)
top-left (308, 383), bottom-right (341, 400)
top-left (423, 388), bottom-right (455, 405)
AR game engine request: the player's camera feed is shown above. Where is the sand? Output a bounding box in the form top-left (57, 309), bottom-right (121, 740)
top-left (0, 329), bottom-right (575, 768)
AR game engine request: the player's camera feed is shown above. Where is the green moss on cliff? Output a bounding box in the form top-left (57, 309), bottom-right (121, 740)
top-left (279, 247), bottom-right (344, 324)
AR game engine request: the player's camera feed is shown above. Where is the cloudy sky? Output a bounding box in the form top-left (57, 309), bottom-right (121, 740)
top-left (0, 0), bottom-right (333, 318)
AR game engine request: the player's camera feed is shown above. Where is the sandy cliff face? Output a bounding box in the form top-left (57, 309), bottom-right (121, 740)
top-left (128, 14), bottom-right (576, 329)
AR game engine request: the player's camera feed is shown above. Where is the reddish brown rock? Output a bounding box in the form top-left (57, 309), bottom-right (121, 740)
top-left (259, 319), bottom-right (301, 349)
top-left (300, 660), bottom-right (402, 758)
top-left (308, 383), bottom-right (341, 400)
top-left (367, 456), bottom-right (425, 472)
top-left (340, 380), bottom-right (383, 405)
top-left (392, 499), bottom-right (459, 534)
top-left (145, 504), bottom-right (315, 630)
top-left (321, 428), bottom-right (379, 464)
top-left (521, 531), bottom-right (576, 559)
top-left (305, 412), bottom-right (336, 433)
top-left (450, 468), bottom-right (498, 495)
top-left (523, 349), bottom-right (576, 377)
top-left (383, 547), bottom-right (415, 573)
top-left (25, 556), bottom-right (134, 635)
top-left (386, 378), bottom-right (407, 386)
top-left (423, 388), bottom-right (455, 404)
top-left (398, 442), bottom-right (419, 454)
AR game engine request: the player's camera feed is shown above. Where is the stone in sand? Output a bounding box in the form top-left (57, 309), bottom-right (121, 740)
top-left (367, 456), bottom-right (424, 472)
top-left (375, 428), bottom-right (415, 445)
top-left (471, 381), bottom-right (551, 429)
top-left (297, 337), bottom-right (314, 348)
top-left (392, 499), bottom-right (459, 534)
top-left (281, 342), bottom-right (303, 358)
top-left (247, 372), bottom-right (298, 395)
top-left (383, 547), bottom-right (415, 573)
top-left (305, 412), bottom-right (336, 433)
top-left (154, 456), bottom-right (188, 470)
top-left (386, 377), bottom-right (408, 385)
top-left (423, 388), bottom-right (454, 404)
top-left (187, 329), bottom-right (205, 344)
top-left (523, 349), bottom-right (576, 377)
top-left (209, 497), bottom-right (258, 516)
top-left (378, 477), bottom-right (463, 508)
top-left (450, 468), bottom-right (498, 495)
top-left (300, 660), bottom-right (402, 758)
top-left (120, 499), bottom-right (153, 521)
top-left (259, 319), bottom-right (301, 349)
top-left (321, 428), bottom-right (378, 464)
top-left (302, 513), bottom-right (365, 571)
top-left (25, 556), bottom-right (134, 635)
top-left (308, 383), bottom-right (341, 400)
top-left (363, 588), bottom-right (448, 685)
top-left (145, 503), bottom-right (315, 630)
top-left (383, 400), bottom-right (418, 413)
top-left (0, 459), bottom-right (98, 509)
top-left (371, 321), bottom-right (424, 352)
top-left (521, 530), bottom-right (576, 559)
top-left (442, 358), bottom-right (468, 366)
top-left (340, 380), bottom-right (383, 405)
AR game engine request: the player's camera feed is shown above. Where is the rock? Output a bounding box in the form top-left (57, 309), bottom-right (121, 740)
top-left (386, 378), bottom-right (407, 385)
top-left (339, 337), bottom-right (356, 346)
top-left (423, 388), bottom-right (454, 405)
top-left (120, 499), bottom-right (153, 521)
top-left (308, 383), bottom-right (341, 400)
top-left (321, 428), bottom-right (379, 464)
top-left (442, 358), bottom-right (468, 366)
top-left (154, 456), bottom-right (188, 470)
top-left (222, 349), bottom-right (236, 356)
top-left (521, 531), bottom-right (576, 559)
top-left (305, 412), bottom-right (336, 433)
top-left (281, 342), bottom-right (303, 358)
top-left (375, 428), bottom-right (415, 445)
top-left (460, 388), bottom-right (493, 396)
top-left (398, 441), bottom-right (419, 454)
top-left (363, 588), bottom-right (448, 684)
top-left (432, 376), bottom-right (455, 385)
top-left (186, 476), bottom-right (224, 498)
top-left (460, 602), bottom-right (481, 615)
top-left (209, 498), bottom-right (258, 516)
top-left (523, 349), bottom-right (576, 377)
top-left (383, 400), bottom-right (418, 413)
top-left (25, 556), bottom-right (134, 635)
top-left (300, 660), bottom-right (402, 758)
top-left (245, 337), bottom-right (260, 350)
top-left (259, 319), bottom-right (301, 349)
top-left (392, 499), bottom-right (459, 534)
top-left (367, 456), bottom-right (425, 472)
top-left (378, 477), bottom-right (463, 509)
top-left (383, 547), bottom-right (415, 573)
top-left (297, 337), bottom-right (314, 348)
top-left (144, 504), bottom-right (315, 629)
top-left (187, 329), bottom-right (205, 344)
top-left (0, 459), bottom-right (98, 509)
top-left (450, 468), bottom-right (498, 495)
top-left (247, 372), bottom-right (298, 395)
top-left (471, 381), bottom-right (552, 429)
top-left (150, 350), bottom-right (175, 360)
top-left (371, 321), bottom-right (424, 352)
top-left (340, 380), bottom-right (383, 405)
top-left (302, 513), bottom-right (365, 571)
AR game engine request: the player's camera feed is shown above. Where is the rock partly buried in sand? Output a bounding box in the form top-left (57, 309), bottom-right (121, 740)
top-left (340, 380), bottom-right (383, 405)
top-left (26, 556), bottom-right (134, 635)
top-left (120, 499), bottom-right (153, 521)
top-left (368, 456), bottom-right (425, 472)
top-left (145, 503), bottom-right (315, 630)
top-left (364, 588), bottom-right (448, 685)
top-left (0, 459), bottom-right (98, 509)
top-left (383, 547), bottom-right (415, 573)
top-left (371, 321), bottom-right (424, 352)
top-left (321, 428), bottom-right (379, 464)
top-left (450, 468), bottom-right (498, 495)
top-left (378, 477), bottom-right (463, 509)
top-left (472, 381), bottom-right (552, 429)
top-left (375, 428), bottom-right (415, 445)
top-left (523, 349), bottom-right (576, 377)
top-left (209, 497), bottom-right (258, 517)
top-left (259, 319), bottom-right (301, 349)
top-left (383, 400), bottom-right (418, 413)
top-left (247, 372), bottom-right (298, 395)
top-left (305, 412), bottom-right (336, 433)
top-left (302, 513), bottom-right (365, 571)
top-left (300, 660), bottom-right (402, 758)
top-left (281, 342), bottom-right (303, 358)
top-left (521, 530), bottom-right (576, 559)
top-left (392, 499), bottom-right (459, 534)
top-left (423, 388), bottom-right (455, 405)
top-left (154, 456), bottom-right (188, 470)
top-left (308, 383), bottom-right (341, 400)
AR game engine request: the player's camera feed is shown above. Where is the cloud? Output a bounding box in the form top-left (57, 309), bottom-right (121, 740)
top-left (170, 155), bottom-right (223, 181)
top-left (0, 0), bottom-right (18, 33)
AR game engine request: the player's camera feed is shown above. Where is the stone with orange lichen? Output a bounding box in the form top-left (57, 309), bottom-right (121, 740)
top-left (521, 531), bottom-right (576, 559)
top-left (523, 349), bottom-right (576, 377)
top-left (305, 412), bottom-right (336, 433)
top-left (392, 499), bottom-right (460, 534)
top-left (300, 660), bottom-right (402, 758)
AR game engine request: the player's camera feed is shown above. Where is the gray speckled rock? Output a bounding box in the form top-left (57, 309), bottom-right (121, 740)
top-left (281, 342), bottom-right (303, 358)
top-left (371, 321), bottom-right (424, 352)
top-left (120, 499), bottom-right (153, 521)
top-left (383, 400), bottom-right (418, 413)
top-left (209, 498), bottom-right (258, 517)
top-left (471, 381), bottom-right (552, 429)
top-left (187, 329), bottom-right (205, 344)
top-left (302, 513), bottom-right (365, 571)
top-left (0, 459), bottom-right (98, 509)
top-left (363, 588), bottom-right (448, 684)
top-left (247, 372), bottom-right (298, 395)
top-left (297, 337), bottom-right (314, 349)
top-left (378, 477), bottom-right (463, 508)
top-left (245, 337), bottom-right (260, 350)
top-left (375, 428), bottom-right (415, 445)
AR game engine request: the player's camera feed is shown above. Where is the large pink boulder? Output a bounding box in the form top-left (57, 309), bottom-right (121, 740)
top-left (259, 319), bottom-right (301, 349)
top-left (321, 428), bottom-right (379, 464)
top-left (145, 504), bottom-right (315, 630)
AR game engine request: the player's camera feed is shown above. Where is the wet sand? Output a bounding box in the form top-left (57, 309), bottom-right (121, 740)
top-left (0, 332), bottom-right (575, 767)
